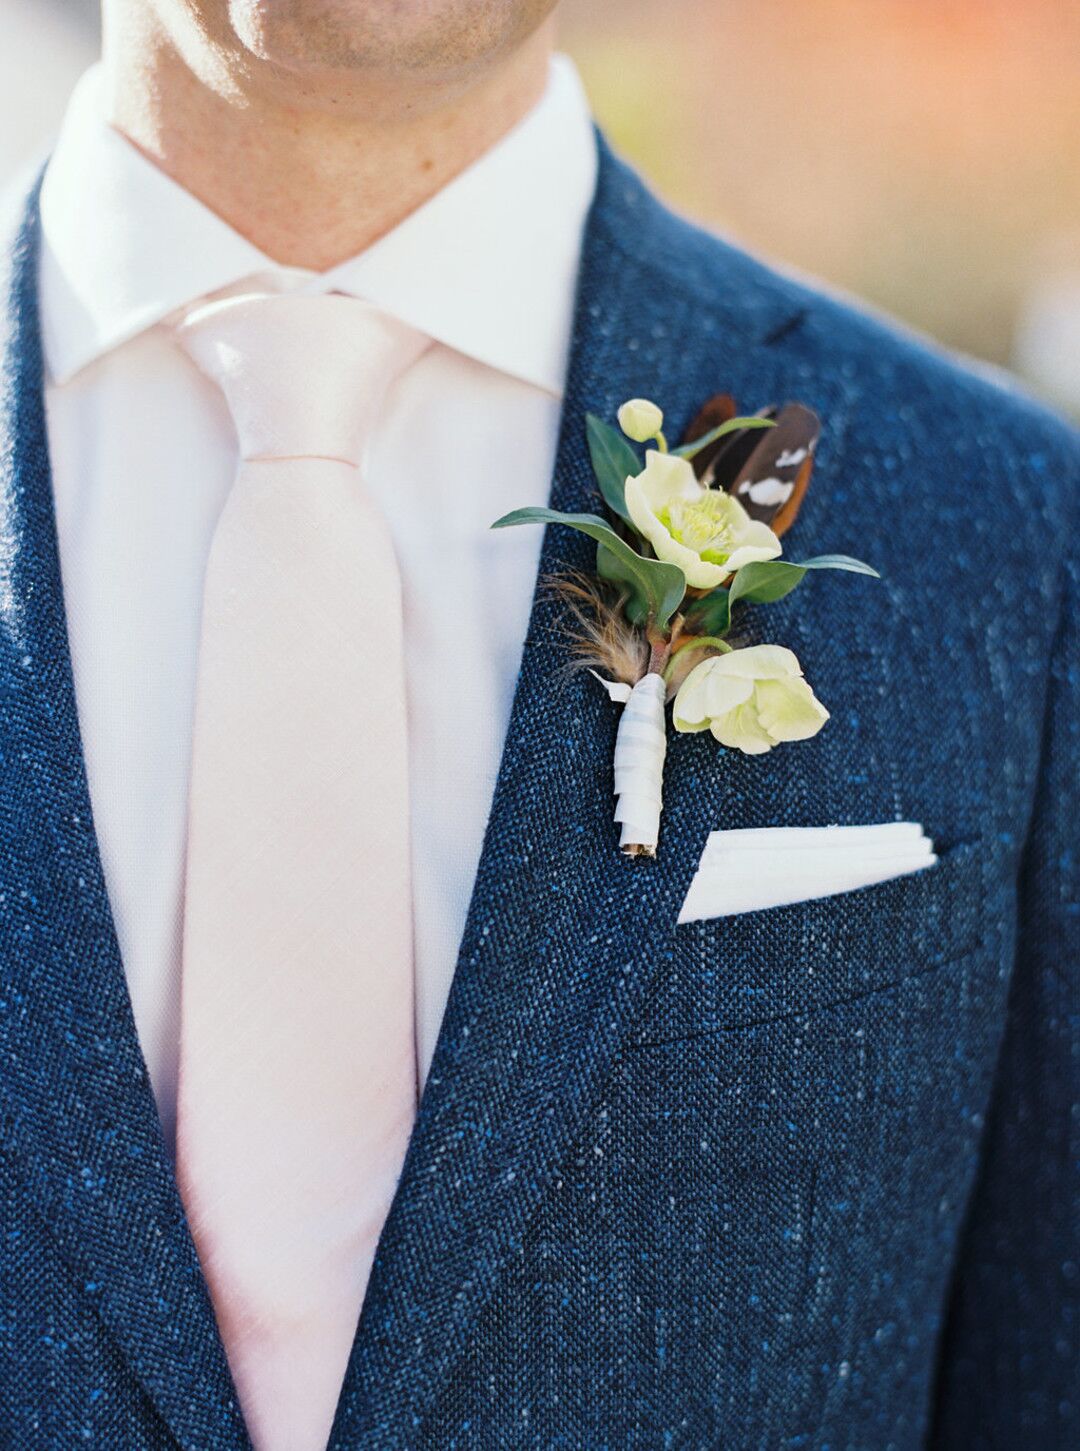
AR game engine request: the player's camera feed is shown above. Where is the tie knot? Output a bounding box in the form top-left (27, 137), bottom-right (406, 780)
top-left (175, 292), bottom-right (429, 466)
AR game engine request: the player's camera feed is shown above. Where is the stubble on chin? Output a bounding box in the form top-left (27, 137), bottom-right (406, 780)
top-left (222, 0), bottom-right (558, 76)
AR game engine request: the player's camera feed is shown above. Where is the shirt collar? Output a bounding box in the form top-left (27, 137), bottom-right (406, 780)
top-left (39, 55), bottom-right (597, 396)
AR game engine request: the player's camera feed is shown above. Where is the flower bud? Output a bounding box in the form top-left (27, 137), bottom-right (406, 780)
top-left (617, 398), bottom-right (665, 443)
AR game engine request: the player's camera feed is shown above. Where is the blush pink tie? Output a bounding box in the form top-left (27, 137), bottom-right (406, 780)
top-left (173, 293), bottom-right (428, 1451)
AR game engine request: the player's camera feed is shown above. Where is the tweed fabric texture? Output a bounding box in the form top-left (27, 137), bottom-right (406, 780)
top-left (2, 140), bottom-right (1079, 1450)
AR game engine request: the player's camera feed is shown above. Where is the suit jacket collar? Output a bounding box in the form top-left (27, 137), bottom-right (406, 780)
top-left (0, 141), bottom-right (804, 1450)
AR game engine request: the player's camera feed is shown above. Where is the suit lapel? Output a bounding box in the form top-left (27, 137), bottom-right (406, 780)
top-left (332, 141), bottom-right (807, 1448)
top-left (0, 184), bottom-right (247, 1449)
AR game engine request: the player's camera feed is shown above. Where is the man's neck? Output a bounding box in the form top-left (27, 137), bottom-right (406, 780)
top-left (101, 6), bottom-right (555, 271)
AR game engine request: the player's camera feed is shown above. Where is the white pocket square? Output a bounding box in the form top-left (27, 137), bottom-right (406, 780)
top-left (678, 822), bottom-right (936, 924)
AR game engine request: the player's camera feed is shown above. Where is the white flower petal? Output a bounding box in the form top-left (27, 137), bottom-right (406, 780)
top-left (711, 702), bottom-right (776, 754)
top-left (672, 658), bottom-right (754, 731)
top-left (589, 669), bottom-right (634, 704)
top-left (657, 538), bottom-right (730, 590)
top-left (722, 521), bottom-right (783, 572)
top-left (753, 678), bottom-right (829, 742)
top-left (633, 450), bottom-right (702, 511)
top-left (701, 644), bottom-right (804, 682)
top-left (699, 671), bottom-right (756, 722)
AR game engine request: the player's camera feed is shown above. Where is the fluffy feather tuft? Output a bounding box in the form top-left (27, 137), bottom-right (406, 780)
top-left (544, 572), bottom-right (649, 688)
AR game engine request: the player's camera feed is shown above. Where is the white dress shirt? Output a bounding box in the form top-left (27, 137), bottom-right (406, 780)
top-left (39, 56), bottom-right (597, 1149)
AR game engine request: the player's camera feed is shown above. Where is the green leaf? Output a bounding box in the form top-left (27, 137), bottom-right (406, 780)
top-left (687, 554), bottom-right (880, 636)
top-left (689, 589), bottom-right (733, 636)
top-left (793, 554), bottom-right (881, 577)
top-left (585, 414), bottom-right (640, 525)
top-left (596, 541), bottom-right (648, 625)
top-left (492, 506), bottom-right (686, 629)
top-left (673, 415), bottom-right (775, 460)
top-left (729, 560), bottom-right (809, 608)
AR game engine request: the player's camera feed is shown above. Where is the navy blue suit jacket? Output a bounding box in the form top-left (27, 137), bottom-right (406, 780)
top-left (2, 142), bottom-right (1078, 1449)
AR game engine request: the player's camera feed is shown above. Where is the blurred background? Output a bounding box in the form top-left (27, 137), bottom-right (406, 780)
top-left (3, 0), bottom-right (1079, 416)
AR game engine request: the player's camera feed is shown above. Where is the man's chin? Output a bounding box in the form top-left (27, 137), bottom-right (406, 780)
top-left (219, 0), bottom-right (558, 91)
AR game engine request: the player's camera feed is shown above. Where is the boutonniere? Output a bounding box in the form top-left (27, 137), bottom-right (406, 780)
top-left (493, 394), bottom-right (879, 858)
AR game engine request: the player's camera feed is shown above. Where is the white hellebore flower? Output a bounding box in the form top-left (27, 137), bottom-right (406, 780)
top-left (618, 397), bottom-right (665, 443)
top-left (673, 645), bottom-right (829, 755)
top-left (625, 450), bottom-right (781, 589)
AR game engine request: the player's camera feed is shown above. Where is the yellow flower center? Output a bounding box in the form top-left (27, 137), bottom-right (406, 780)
top-left (659, 493), bottom-right (743, 565)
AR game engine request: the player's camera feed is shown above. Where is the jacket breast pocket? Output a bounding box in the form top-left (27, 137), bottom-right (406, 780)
top-left (634, 841), bottom-right (991, 1045)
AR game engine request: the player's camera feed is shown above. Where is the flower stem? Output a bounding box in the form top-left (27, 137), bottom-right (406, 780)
top-left (661, 635), bottom-right (732, 682)
top-left (646, 626), bottom-right (671, 676)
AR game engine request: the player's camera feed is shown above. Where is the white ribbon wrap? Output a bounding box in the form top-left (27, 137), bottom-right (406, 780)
top-left (610, 671), bottom-right (668, 856)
